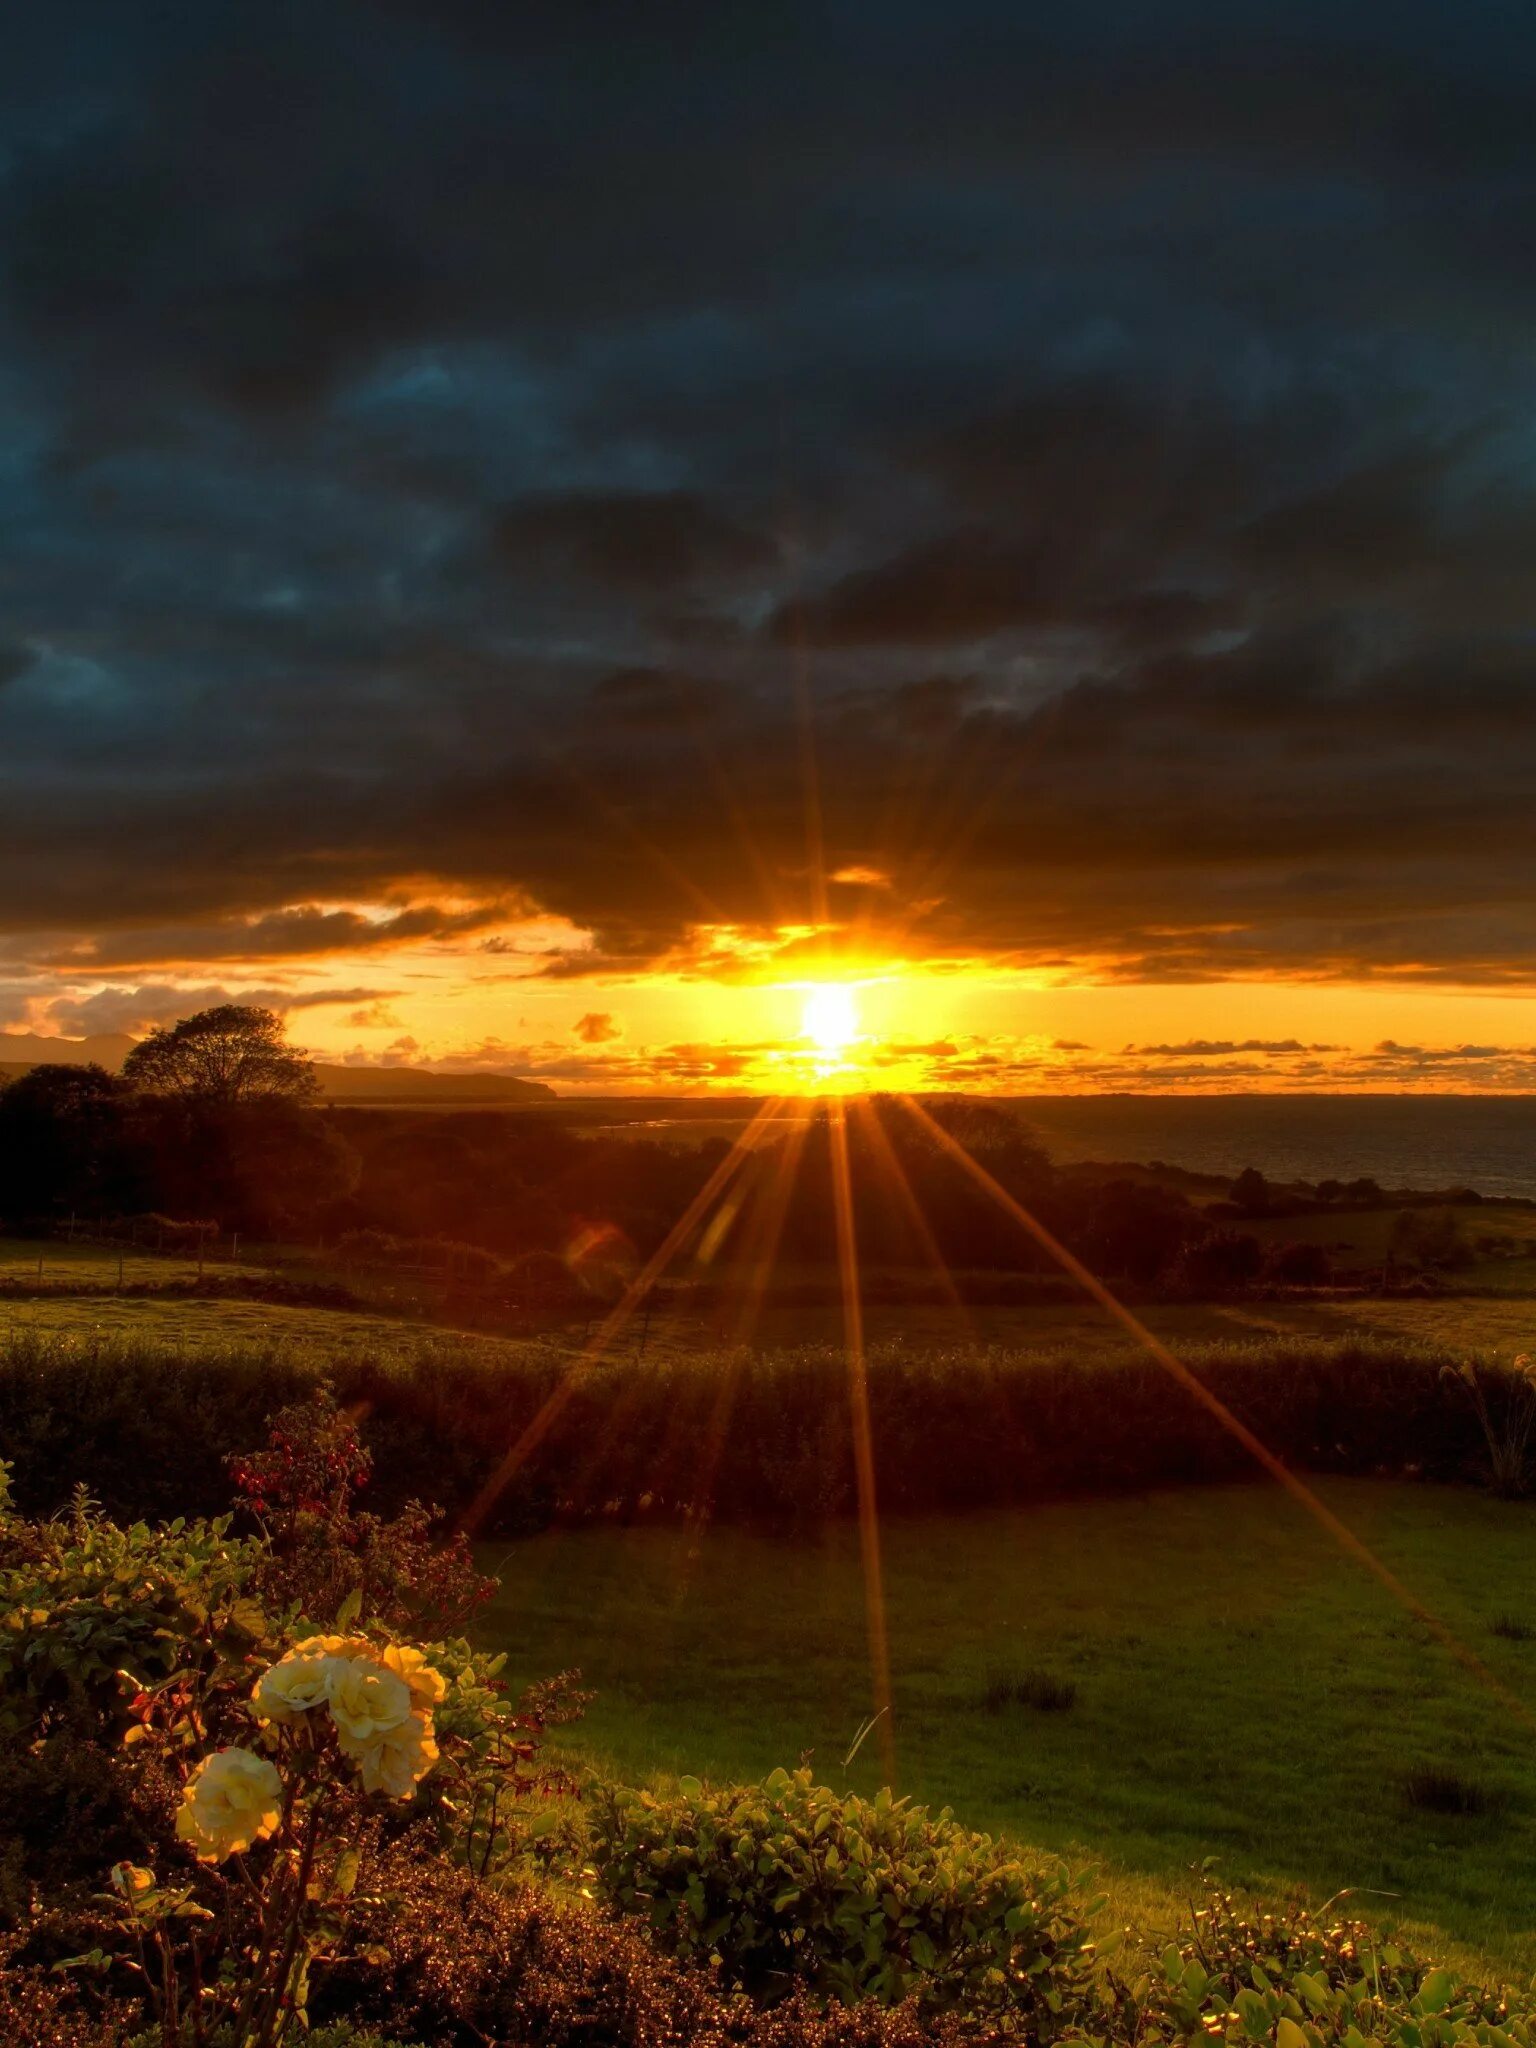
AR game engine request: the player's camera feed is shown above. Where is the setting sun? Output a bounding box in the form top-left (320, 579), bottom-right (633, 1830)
top-left (802, 982), bottom-right (860, 1055)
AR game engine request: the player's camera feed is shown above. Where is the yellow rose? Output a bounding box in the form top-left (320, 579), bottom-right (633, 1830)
top-left (348, 1709), bottom-right (440, 1799)
top-left (289, 1632), bottom-right (373, 1660)
top-left (381, 1644), bottom-right (447, 1709)
top-left (174, 1747), bottom-right (283, 1863)
top-left (251, 1651), bottom-right (342, 1725)
top-left (326, 1656), bottom-right (412, 1748)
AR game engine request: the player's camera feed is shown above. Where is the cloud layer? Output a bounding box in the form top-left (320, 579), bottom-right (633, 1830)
top-left (3, 1), bottom-right (1536, 1062)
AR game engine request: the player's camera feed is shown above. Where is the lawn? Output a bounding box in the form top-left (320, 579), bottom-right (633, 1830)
top-left (0, 1233), bottom-right (271, 1290)
top-left (0, 1285), bottom-right (556, 1362)
top-left (668, 1288), bottom-right (1536, 1358)
top-left (480, 1479), bottom-right (1536, 1974)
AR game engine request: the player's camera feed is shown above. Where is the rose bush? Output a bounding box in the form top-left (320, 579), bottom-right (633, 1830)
top-left (71, 1633), bottom-right (454, 2045)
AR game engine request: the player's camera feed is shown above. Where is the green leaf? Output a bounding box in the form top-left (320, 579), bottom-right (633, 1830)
top-left (1275, 2020), bottom-right (1309, 2048)
top-left (333, 1586), bottom-right (363, 1631)
top-left (1418, 1970), bottom-right (1456, 2015)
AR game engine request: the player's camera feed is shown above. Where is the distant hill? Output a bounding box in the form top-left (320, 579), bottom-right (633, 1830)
top-left (0, 1032), bottom-right (555, 1104)
top-left (0, 1031), bottom-right (138, 1069)
top-left (313, 1064), bottom-right (555, 1104)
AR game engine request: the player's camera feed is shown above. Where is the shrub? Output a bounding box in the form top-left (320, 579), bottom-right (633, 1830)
top-left (0, 1461), bottom-right (269, 1744)
top-left (1402, 1766), bottom-right (1508, 1817)
top-left (1182, 1229), bottom-right (1264, 1291)
top-left (1109, 1884), bottom-right (1525, 2046)
top-left (0, 1933), bottom-right (134, 2046)
top-left (228, 1391), bottom-right (497, 1636)
top-left (592, 1767), bottom-right (1095, 2023)
top-left (1390, 1207), bottom-right (1473, 1271)
top-left (1268, 1240), bottom-right (1332, 1287)
top-left (321, 1840), bottom-right (989, 2046)
top-left (980, 1667), bottom-right (1078, 1714)
top-left (1443, 1355), bottom-right (1536, 1497)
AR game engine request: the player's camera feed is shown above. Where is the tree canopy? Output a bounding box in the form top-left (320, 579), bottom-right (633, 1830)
top-left (122, 1005), bottom-right (318, 1106)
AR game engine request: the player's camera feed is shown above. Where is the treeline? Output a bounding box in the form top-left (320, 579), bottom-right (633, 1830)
top-left (0, 1004), bottom-right (1483, 1290)
top-left (0, 1057), bottom-right (1266, 1287)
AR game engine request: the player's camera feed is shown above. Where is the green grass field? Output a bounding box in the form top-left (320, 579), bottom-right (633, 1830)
top-left (480, 1480), bottom-right (1536, 1973)
top-left (0, 1235), bottom-right (271, 1289)
top-left (0, 1272), bottom-right (549, 1366)
top-left (7, 1226), bottom-right (1536, 1972)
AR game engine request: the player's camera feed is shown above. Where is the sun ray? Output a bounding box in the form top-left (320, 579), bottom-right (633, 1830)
top-left (458, 1095), bottom-right (787, 1535)
top-left (829, 1095), bottom-right (898, 1786)
top-left (850, 1095), bottom-right (975, 1333)
top-left (897, 1093), bottom-right (1536, 1732)
top-left (557, 1134), bottom-right (787, 1516)
top-left (672, 1115), bottom-right (815, 1592)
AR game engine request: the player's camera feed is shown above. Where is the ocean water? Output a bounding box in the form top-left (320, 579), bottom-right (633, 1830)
top-left (1013, 1095), bottom-right (1536, 1198)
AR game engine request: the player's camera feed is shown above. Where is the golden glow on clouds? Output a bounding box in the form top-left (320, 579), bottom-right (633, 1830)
top-left (13, 895), bottom-right (1536, 1095)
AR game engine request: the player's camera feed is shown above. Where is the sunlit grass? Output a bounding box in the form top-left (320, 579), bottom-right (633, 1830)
top-left (479, 1479), bottom-right (1536, 1975)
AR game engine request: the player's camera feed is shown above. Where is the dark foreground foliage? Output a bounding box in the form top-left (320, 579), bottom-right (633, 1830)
top-left (323, 1842), bottom-right (1007, 2047)
top-left (0, 1327), bottom-right (1517, 1533)
top-left (5, 1413), bottom-right (1536, 2046)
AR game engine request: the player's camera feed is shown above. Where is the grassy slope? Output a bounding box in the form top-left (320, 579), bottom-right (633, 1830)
top-left (0, 1236), bottom-right (272, 1288)
top-left (6, 1279), bottom-right (1529, 1358)
top-left (7, 1232), bottom-right (1536, 1968)
top-left (480, 1480), bottom-right (1536, 1973)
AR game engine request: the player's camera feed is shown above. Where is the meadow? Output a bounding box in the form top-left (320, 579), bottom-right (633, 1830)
top-left (5, 1215), bottom-right (1536, 2002)
top-left (483, 1480), bottom-right (1536, 1971)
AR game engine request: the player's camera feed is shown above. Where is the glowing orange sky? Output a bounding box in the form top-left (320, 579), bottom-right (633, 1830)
top-left (11, 897), bottom-right (1536, 1095)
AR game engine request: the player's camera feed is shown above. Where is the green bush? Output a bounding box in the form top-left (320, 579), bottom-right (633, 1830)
top-left (592, 1767), bottom-right (1095, 2023)
top-left (1109, 1885), bottom-right (1533, 2046)
top-left (323, 1836), bottom-right (997, 2045)
top-left (0, 1460), bottom-right (268, 1742)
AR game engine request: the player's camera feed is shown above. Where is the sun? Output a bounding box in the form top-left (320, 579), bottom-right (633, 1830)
top-left (802, 982), bottom-right (860, 1054)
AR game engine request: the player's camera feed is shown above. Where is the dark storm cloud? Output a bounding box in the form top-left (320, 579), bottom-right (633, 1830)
top-left (495, 494), bottom-right (778, 595)
top-left (4, 1), bottom-right (1536, 986)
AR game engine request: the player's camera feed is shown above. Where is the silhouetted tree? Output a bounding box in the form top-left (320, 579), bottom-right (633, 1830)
top-left (1229, 1166), bottom-right (1271, 1215)
top-left (123, 1005), bottom-right (318, 1105)
top-left (1072, 1178), bottom-right (1200, 1284)
top-left (0, 1062), bottom-right (140, 1222)
top-left (144, 1098), bottom-right (359, 1237)
top-left (1268, 1240), bottom-right (1331, 1286)
top-left (1388, 1206), bottom-right (1471, 1272)
top-left (1183, 1228), bottom-right (1264, 1290)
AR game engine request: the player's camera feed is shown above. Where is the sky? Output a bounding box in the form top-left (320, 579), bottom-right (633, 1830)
top-left (4, 2), bottom-right (1536, 1094)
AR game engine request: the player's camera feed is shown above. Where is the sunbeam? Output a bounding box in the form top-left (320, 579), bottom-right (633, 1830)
top-left (897, 1093), bottom-right (1536, 1733)
top-left (850, 1095), bottom-right (974, 1331)
top-left (829, 1094), bottom-right (898, 1787)
top-left (458, 1095), bottom-right (788, 1536)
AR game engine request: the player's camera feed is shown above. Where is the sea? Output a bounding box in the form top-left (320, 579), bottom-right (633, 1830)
top-left (1009, 1095), bottom-right (1536, 1199)
top-left (577, 1095), bottom-right (1536, 1199)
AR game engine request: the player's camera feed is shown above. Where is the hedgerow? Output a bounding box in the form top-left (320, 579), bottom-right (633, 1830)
top-left (0, 1327), bottom-right (1517, 1532)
